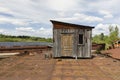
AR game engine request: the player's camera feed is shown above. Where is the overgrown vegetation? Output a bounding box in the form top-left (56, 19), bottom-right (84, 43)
top-left (92, 25), bottom-right (119, 49)
top-left (0, 34), bottom-right (52, 42)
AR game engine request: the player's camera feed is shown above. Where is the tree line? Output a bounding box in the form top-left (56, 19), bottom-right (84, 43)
top-left (92, 25), bottom-right (119, 49)
top-left (0, 34), bottom-right (52, 42)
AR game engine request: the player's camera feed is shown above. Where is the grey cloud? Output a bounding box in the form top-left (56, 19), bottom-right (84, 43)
top-left (0, 0), bottom-right (120, 37)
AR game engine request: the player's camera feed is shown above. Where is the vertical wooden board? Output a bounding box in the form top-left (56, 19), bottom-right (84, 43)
top-left (84, 29), bottom-right (88, 57)
top-left (53, 29), bottom-right (58, 57)
top-left (87, 30), bottom-right (92, 57)
top-left (84, 29), bottom-right (92, 57)
top-left (78, 45), bottom-right (82, 57)
top-left (87, 29), bottom-right (90, 57)
top-left (57, 29), bottom-right (61, 57)
top-left (73, 29), bottom-right (78, 57)
top-left (53, 29), bottom-right (62, 57)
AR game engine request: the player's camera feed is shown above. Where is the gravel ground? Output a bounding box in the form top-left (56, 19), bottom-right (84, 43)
top-left (0, 53), bottom-right (120, 80)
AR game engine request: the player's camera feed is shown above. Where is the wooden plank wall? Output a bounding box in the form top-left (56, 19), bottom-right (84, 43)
top-left (53, 24), bottom-right (92, 58)
top-left (77, 29), bottom-right (92, 58)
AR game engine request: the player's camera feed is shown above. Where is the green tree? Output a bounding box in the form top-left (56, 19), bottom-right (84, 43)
top-left (92, 25), bottom-right (119, 49)
top-left (0, 34), bottom-right (52, 42)
top-left (100, 33), bottom-right (104, 41)
top-left (109, 26), bottom-right (119, 44)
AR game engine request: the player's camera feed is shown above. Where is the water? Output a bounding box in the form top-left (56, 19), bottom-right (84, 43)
top-left (0, 42), bottom-right (53, 47)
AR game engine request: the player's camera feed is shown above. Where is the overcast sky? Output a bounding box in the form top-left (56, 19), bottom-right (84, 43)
top-left (0, 0), bottom-right (120, 38)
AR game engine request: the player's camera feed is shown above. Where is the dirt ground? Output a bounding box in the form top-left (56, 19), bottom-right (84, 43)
top-left (0, 53), bottom-right (120, 80)
top-left (101, 48), bottom-right (120, 59)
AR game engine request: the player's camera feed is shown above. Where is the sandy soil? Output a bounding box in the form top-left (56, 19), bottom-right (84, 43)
top-left (0, 53), bottom-right (120, 80)
top-left (102, 48), bottom-right (120, 59)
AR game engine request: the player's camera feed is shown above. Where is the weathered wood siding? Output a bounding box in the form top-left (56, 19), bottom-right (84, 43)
top-left (53, 28), bottom-right (92, 58)
top-left (51, 20), bottom-right (94, 58)
top-left (53, 28), bottom-right (77, 57)
top-left (77, 29), bottom-right (92, 58)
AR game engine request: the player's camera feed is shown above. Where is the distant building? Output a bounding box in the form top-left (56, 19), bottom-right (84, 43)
top-left (50, 20), bottom-right (94, 58)
top-left (114, 40), bottom-right (120, 48)
top-left (92, 43), bottom-right (105, 50)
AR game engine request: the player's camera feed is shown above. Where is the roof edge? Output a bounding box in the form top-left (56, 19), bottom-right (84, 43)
top-left (50, 20), bottom-right (94, 28)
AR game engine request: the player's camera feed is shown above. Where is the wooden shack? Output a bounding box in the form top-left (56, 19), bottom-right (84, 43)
top-left (50, 20), bottom-right (94, 58)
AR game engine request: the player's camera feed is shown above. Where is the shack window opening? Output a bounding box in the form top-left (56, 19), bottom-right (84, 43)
top-left (79, 34), bottom-right (83, 44)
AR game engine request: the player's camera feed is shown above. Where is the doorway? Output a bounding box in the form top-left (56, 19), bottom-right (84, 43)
top-left (61, 34), bottom-right (73, 56)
